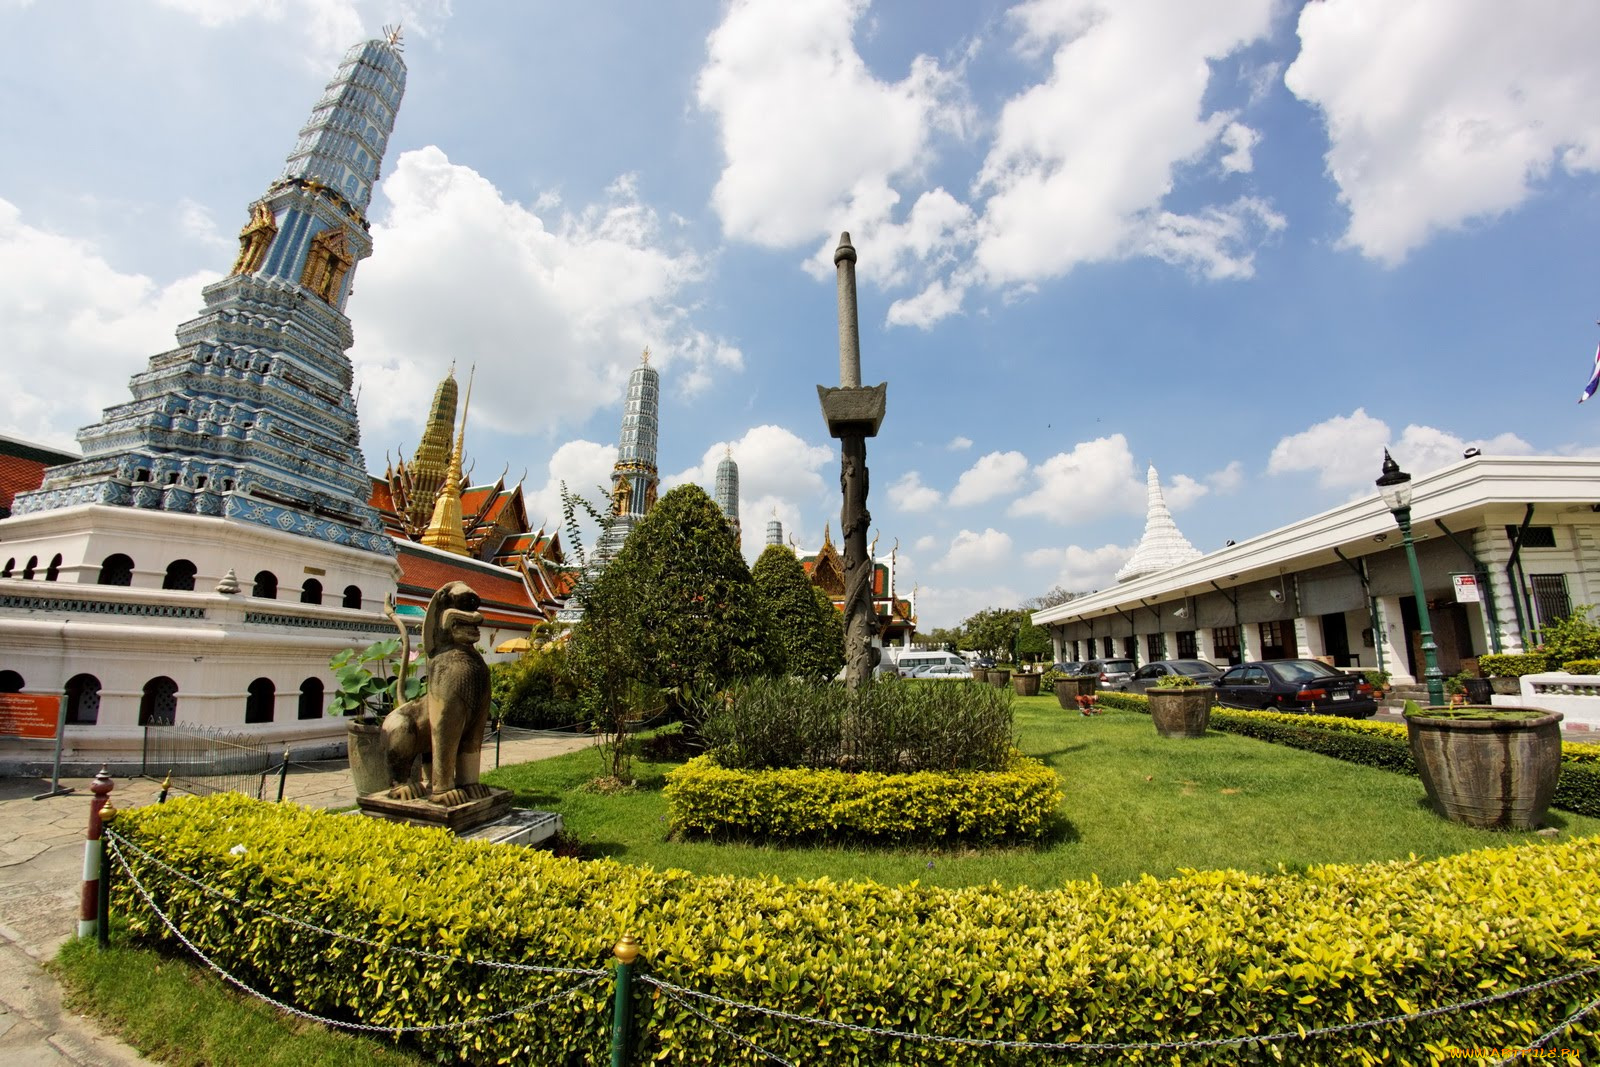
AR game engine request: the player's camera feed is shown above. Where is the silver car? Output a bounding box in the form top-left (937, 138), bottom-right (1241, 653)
top-left (1124, 659), bottom-right (1224, 695)
top-left (1080, 658), bottom-right (1136, 690)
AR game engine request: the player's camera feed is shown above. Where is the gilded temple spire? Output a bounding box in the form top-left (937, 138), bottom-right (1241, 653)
top-left (421, 367), bottom-right (473, 556)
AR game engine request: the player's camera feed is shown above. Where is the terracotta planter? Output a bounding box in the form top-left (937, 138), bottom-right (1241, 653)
top-left (1068, 675), bottom-right (1098, 698)
top-left (1404, 707), bottom-right (1564, 829)
top-left (969, 668), bottom-right (987, 684)
top-left (347, 719), bottom-right (390, 797)
top-left (987, 669), bottom-right (1011, 688)
top-left (1012, 673), bottom-right (1040, 696)
top-left (1055, 684), bottom-right (1077, 710)
top-left (1148, 687), bottom-right (1214, 738)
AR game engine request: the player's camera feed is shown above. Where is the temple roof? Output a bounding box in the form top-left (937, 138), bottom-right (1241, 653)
top-left (0, 434), bottom-right (77, 517)
top-left (394, 541), bottom-right (543, 629)
top-left (1114, 464), bottom-right (1202, 584)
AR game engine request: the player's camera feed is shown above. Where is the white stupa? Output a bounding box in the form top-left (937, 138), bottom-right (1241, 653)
top-left (1115, 465), bottom-right (1202, 584)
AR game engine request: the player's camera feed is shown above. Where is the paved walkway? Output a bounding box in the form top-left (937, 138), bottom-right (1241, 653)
top-left (0, 729), bottom-right (595, 1065)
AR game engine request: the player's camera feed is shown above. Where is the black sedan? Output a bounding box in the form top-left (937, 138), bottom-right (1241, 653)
top-left (1124, 659), bottom-right (1224, 695)
top-left (1213, 659), bottom-right (1377, 717)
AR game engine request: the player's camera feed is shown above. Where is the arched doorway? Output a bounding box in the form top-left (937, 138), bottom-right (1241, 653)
top-left (139, 676), bottom-right (179, 726)
top-left (298, 678), bottom-right (324, 719)
top-left (65, 674), bottom-right (102, 725)
top-left (245, 678), bottom-right (276, 724)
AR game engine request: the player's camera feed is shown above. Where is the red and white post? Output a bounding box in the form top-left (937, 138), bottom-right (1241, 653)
top-left (80, 767), bottom-right (114, 940)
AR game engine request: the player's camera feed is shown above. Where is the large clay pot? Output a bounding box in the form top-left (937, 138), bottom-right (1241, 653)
top-left (1069, 675), bottom-right (1098, 699)
top-left (1055, 684), bottom-right (1077, 710)
top-left (970, 668), bottom-right (989, 684)
top-left (347, 719), bottom-right (390, 797)
top-left (1404, 707), bottom-right (1563, 829)
top-left (987, 669), bottom-right (1011, 689)
top-left (1013, 673), bottom-right (1041, 696)
top-left (1148, 687), bottom-right (1214, 738)
top-left (1489, 677), bottom-right (1523, 696)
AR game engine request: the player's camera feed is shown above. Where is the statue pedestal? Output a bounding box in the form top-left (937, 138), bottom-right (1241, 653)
top-left (356, 786), bottom-right (513, 834)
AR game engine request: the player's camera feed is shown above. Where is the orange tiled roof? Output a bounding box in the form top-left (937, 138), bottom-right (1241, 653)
top-left (0, 435), bottom-right (77, 514)
top-left (394, 543), bottom-right (544, 628)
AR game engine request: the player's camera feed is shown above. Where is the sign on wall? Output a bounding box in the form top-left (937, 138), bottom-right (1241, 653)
top-left (1452, 573), bottom-right (1482, 603)
top-left (0, 693), bottom-right (62, 740)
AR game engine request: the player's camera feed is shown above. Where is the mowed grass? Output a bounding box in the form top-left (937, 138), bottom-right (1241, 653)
top-left (484, 694), bottom-right (1600, 889)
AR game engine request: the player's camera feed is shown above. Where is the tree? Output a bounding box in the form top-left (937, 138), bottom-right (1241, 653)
top-left (1017, 616), bottom-right (1051, 662)
top-left (959, 607), bottom-right (1024, 661)
top-left (601, 484), bottom-right (780, 711)
top-left (920, 626), bottom-right (963, 652)
top-left (752, 544), bottom-right (844, 682)
top-left (1024, 586), bottom-right (1085, 611)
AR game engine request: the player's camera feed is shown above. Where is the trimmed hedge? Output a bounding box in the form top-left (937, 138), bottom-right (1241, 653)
top-left (1562, 659), bottom-right (1600, 675)
top-left (663, 751), bottom-right (1061, 843)
top-left (1478, 653), bottom-right (1547, 678)
top-left (110, 796), bottom-right (1600, 1064)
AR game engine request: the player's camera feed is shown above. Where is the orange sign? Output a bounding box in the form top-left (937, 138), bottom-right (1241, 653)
top-left (0, 693), bottom-right (61, 740)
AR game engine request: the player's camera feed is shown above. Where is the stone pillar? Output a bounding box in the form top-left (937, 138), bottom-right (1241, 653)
top-left (1374, 594), bottom-right (1413, 682)
top-left (818, 233), bottom-right (887, 691)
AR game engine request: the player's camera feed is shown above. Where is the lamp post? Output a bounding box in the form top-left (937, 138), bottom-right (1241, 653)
top-left (1376, 450), bottom-right (1445, 707)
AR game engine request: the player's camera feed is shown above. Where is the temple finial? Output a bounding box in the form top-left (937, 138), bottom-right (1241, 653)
top-left (641, 346), bottom-right (651, 364)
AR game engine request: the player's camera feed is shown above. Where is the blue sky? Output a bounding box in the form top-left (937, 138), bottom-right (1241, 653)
top-left (3, 0), bottom-right (1598, 629)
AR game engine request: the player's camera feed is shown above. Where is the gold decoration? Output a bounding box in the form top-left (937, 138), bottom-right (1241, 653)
top-left (300, 226), bottom-right (354, 303)
top-left (230, 201), bottom-right (278, 276)
top-left (421, 367), bottom-right (473, 555)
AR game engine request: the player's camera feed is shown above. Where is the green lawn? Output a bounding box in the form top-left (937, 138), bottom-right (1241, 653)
top-left (485, 695), bottom-right (1600, 889)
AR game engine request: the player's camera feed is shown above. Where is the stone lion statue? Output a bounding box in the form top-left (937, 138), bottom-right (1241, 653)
top-left (382, 581), bottom-right (493, 805)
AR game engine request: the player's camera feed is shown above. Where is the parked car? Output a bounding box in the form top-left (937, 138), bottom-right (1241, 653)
top-left (1051, 661), bottom-right (1086, 675)
top-left (1124, 659), bottom-right (1224, 695)
top-left (1080, 658), bottom-right (1137, 690)
top-left (909, 663), bottom-right (973, 681)
top-left (1213, 659), bottom-right (1377, 717)
top-left (973, 657), bottom-right (997, 669)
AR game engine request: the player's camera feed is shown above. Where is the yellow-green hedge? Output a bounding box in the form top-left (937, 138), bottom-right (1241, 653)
top-left (109, 796), bottom-right (1600, 1064)
top-left (663, 751), bottom-right (1062, 842)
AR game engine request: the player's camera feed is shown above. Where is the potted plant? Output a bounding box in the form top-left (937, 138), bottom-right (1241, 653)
top-left (987, 666), bottom-right (1011, 689)
top-left (1477, 653), bottom-right (1545, 697)
top-left (1362, 669), bottom-right (1391, 699)
top-left (329, 637), bottom-right (426, 796)
top-left (1147, 673), bottom-right (1213, 738)
top-left (1012, 670), bottom-right (1041, 696)
top-left (1401, 699), bottom-right (1564, 830)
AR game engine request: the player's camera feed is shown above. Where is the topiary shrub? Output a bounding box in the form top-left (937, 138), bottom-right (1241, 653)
top-left (751, 544), bottom-right (844, 683)
top-left (1560, 659), bottom-right (1600, 675)
top-left (1478, 653), bottom-right (1548, 678)
top-left (1537, 605), bottom-right (1600, 670)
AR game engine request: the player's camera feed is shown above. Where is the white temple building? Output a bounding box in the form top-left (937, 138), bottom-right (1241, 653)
top-left (1114, 466), bottom-right (1202, 585)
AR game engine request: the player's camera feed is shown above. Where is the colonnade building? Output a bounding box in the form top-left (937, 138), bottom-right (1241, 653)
top-left (1032, 456), bottom-right (1600, 690)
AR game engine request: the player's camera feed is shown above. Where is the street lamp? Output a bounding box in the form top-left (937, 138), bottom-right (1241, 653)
top-left (1376, 450), bottom-right (1445, 707)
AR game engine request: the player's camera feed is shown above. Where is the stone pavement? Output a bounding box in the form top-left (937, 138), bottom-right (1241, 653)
top-left (0, 728), bottom-right (596, 1065)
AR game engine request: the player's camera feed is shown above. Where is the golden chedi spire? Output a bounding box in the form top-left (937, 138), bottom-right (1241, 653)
top-left (421, 366), bottom-right (472, 556)
top-left (407, 364), bottom-right (458, 533)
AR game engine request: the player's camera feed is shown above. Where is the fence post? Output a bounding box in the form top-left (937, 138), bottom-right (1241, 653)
top-left (80, 767), bottom-right (113, 941)
top-left (158, 771), bottom-right (172, 804)
top-left (276, 746), bottom-right (290, 802)
top-left (97, 795), bottom-right (117, 949)
top-left (610, 934), bottom-right (640, 1067)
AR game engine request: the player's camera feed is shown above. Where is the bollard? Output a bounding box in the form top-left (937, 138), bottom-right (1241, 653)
top-left (610, 934), bottom-right (640, 1067)
top-left (276, 746), bottom-right (290, 802)
top-left (96, 795), bottom-right (117, 948)
top-left (157, 771), bottom-right (172, 804)
top-left (79, 767), bottom-right (113, 941)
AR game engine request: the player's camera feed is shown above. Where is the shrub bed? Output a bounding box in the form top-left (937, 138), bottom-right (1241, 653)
top-left (663, 750), bottom-right (1061, 843)
top-left (110, 796), bottom-right (1600, 1064)
top-left (702, 676), bottom-right (1014, 773)
top-left (1478, 652), bottom-right (1548, 678)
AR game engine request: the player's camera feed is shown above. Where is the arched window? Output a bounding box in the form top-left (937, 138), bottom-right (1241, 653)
top-left (139, 676), bottom-right (179, 726)
top-left (45, 554), bottom-right (61, 581)
top-left (245, 677), bottom-right (276, 724)
top-left (65, 674), bottom-right (102, 725)
top-left (252, 570), bottom-right (278, 598)
top-left (98, 554), bottom-right (135, 586)
top-left (298, 678), bottom-right (324, 720)
top-left (0, 670), bottom-right (24, 693)
top-left (2, 559), bottom-right (12, 577)
top-left (342, 585), bottom-right (362, 609)
top-left (300, 578), bottom-right (323, 605)
top-left (22, 556), bottom-right (38, 580)
top-left (163, 559), bottom-right (197, 591)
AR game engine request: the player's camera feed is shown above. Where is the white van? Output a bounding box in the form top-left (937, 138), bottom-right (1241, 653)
top-left (887, 650), bottom-right (968, 676)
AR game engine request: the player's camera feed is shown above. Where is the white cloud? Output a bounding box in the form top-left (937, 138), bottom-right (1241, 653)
top-left (947, 435), bottom-right (973, 451)
top-left (912, 583), bottom-right (1026, 630)
top-left (0, 198), bottom-right (218, 449)
top-left (932, 527), bottom-right (1014, 572)
top-left (1025, 542), bottom-right (1134, 592)
top-left (913, 534), bottom-right (938, 553)
top-left (518, 439), bottom-right (618, 562)
top-left (886, 276), bottom-right (966, 329)
top-left (1207, 460), bottom-right (1245, 494)
top-left (1286, 0), bottom-right (1600, 264)
top-left (1009, 434), bottom-right (1146, 523)
top-left (948, 450), bottom-right (1029, 507)
top-left (177, 198), bottom-right (232, 254)
top-left (889, 471), bottom-right (943, 512)
top-left (1162, 473), bottom-right (1209, 511)
top-left (666, 425), bottom-right (835, 557)
top-left (974, 0), bottom-right (1278, 285)
top-left (351, 148), bottom-right (741, 448)
top-left (697, 0), bottom-right (968, 250)
top-left (1218, 122), bottom-right (1260, 174)
top-left (1267, 409), bottom-right (1535, 489)
top-left (153, 0), bottom-right (452, 63)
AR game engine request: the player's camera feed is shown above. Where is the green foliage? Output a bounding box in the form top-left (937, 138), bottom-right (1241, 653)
top-left (488, 644), bottom-right (581, 729)
top-left (113, 796), bottom-right (1600, 1064)
top-left (1443, 670), bottom-right (1471, 695)
top-left (751, 544), bottom-right (843, 682)
top-left (569, 545), bottom-right (650, 782)
top-left (327, 639), bottom-right (424, 719)
top-left (699, 676), bottom-right (1016, 773)
top-left (1537, 604), bottom-right (1600, 669)
top-left (1016, 615), bottom-right (1050, 660)
top-left (597, 484), bottom-right (780, 709)
top-left (664, 751), bottom-right (1061, 842)
top-left (957, 606), bottom-right (1024, 660)
top-left (1154, 672), bottom-right (1204, 689)
top-left (1039, 668), bottom-right (1066, 694)
top-left (1561, 659), bottom-right (1600, 675)
top-left (1477, 652), bottom-right (1547, 678)
top-left (1361, 669), bottom-right (1391, 690)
